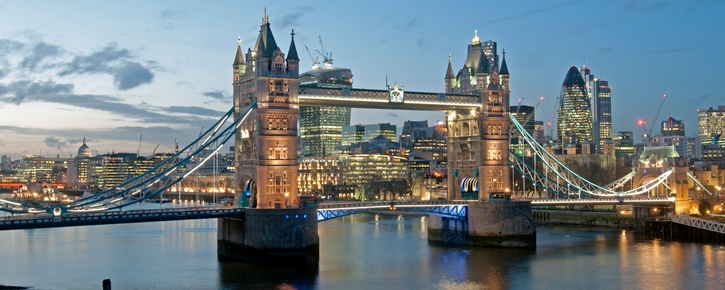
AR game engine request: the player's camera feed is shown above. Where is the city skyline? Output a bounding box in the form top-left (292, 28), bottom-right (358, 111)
top-left (1, 0), bottom-right (724, 157)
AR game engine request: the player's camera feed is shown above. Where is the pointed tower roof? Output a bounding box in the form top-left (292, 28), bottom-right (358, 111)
top-left (476, 53), bottom-right (489, 74)
top-left (562, 66), bottom-right (586, 88)
top-left (234, 36), bottom-right (243, 65)
top-left (499, 49), bottom-right (509, 75)
top-left (253, 9), bottom-right (279, 58)
top-left (445, 54), bottom-right (455, 79)
top-left (287, 29), bottom-right (299, 60)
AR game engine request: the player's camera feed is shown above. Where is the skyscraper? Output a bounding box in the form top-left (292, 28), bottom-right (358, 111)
top-left (580, 66), bottom-right (612, 152)
top-left (661, 117), bottom-right (685, 136)
top-left (558, 66), bottom-right (593, 146)
top-left (698, 106), bottom-right (725, 145)
top-left (298, 45), bottom-right (353, 157)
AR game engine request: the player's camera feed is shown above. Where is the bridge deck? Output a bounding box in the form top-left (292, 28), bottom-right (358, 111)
top-left (0, 207), bottom-right (244, 231)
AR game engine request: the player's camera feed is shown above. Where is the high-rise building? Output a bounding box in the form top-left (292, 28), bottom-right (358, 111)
top-left (698, 106), bottom-right (725, 145)
top-left (298, 44), bottom-right (353, 157)
top-left (363, 123), bottom-right (397, 142)
top-left (581, 66), bottom-right (612, 152)
top-left (558, 66), bottom-right (593, 146)
top-left (341, 125), bottom-right (365, 146)
top-left (661, 117), bottom-right (685, 136)
top-left (510, 105), bottom-right (535, 156)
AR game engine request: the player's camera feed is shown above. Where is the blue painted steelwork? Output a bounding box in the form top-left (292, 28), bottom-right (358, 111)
top-left (316, 201), bottom-right (468, 222)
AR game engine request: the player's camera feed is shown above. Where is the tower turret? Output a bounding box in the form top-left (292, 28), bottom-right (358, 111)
top-left (499, 49), bottom-right (509, 92)
top-left (445, 54), bottom-right (455, 93)
top-left (286, 29), bottom-right (300, 77)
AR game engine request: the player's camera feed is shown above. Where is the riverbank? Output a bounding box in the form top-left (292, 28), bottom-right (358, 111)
top-left (533, 210), bottom-right (636, 228)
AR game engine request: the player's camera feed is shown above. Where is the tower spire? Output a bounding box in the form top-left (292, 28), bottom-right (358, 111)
top-left (499, 49), bottom-right (509, 75)
top-left (234, 36), bottom-right (244, 65)
top-left (445, 54), bottom-right (455, 79)
top-left (287, 29), bottom-right (299, 60)
top-left (262, 7), bottom-right (268, 25)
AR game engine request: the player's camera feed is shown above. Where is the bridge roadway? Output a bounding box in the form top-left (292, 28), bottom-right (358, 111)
top-left (0, 207), bottom-right (244, 231)
top-left (0, 198), bottom-right (674, 231)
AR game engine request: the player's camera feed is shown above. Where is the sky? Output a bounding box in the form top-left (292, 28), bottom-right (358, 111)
top-left (1, 0), bottom-right (724, 158)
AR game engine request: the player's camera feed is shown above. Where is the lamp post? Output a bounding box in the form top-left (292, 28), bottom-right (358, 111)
top-left (717, 186), bottom-right (721, 201)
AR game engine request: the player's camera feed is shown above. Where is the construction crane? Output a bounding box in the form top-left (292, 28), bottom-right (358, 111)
top-left (639, 94), bottom-right (667, 146)
top-left (546, 96), bottom-right (560, 143)
top-left (151, 142), bottom-right (161, 156)
top-left (137, 134), bottom-right (143, 156)
top-left (303, 45), bottom-right (320, 69)
top-left (314, 36), bottom-right (333, 68)
top-left (514, 98), bottom-right (524, 114)
top-left (522, 96), bottom-right (545, 127)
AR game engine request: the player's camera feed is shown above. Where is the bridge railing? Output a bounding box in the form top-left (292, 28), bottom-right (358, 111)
top-left (669, 213), bottom-right (725, 235)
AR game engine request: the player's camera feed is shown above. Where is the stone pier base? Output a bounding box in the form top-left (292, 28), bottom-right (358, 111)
top-left (217, 207), bottom-right (319, 265)
top-left (428, 201), bottom-right (536, 247)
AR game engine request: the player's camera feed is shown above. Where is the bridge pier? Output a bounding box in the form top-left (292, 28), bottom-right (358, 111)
top-left (428, 201), bottom-right (535, 247)
top-left (217, 207), bottom-right (319, 265)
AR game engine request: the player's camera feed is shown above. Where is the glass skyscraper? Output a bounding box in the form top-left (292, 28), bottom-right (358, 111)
top-left (698, 106), bottom-right (725, 145)
top-left (581, 66), bottom-right (612, 152)
top-left (299, 64), bottom-right (353, 156)
top-left (558, 66), bottom-right (593, 145)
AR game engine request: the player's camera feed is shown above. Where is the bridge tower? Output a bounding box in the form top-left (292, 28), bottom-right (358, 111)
top-left (234, 13), bottom-right (300, 209)
top-left (222, 12), bottom-right (317, 265)
top-left (445, 32), bottom-right (511, 201)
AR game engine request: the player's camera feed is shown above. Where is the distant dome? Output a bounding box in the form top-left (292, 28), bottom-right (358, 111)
top-left (77, 137), bottom-right (92, 157)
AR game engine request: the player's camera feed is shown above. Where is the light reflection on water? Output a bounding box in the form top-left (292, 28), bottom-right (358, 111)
top-left (0, 213), bottom-right (724, 290)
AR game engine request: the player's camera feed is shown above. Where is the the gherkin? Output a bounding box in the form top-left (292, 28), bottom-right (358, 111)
top-left (558, 66), bottom-right (593, 145)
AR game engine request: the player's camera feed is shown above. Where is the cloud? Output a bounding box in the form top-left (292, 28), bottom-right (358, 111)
top-left (386, 112), bottom-right (400, 118)
top-left (0, 80), bottom-right (74, 104)
top-left (202, 89), bottom-right (230, 103)
top-left (167, 106), bottom-right (226, 117)
top-left (278, 6), bottom-right (314, 29)
top-left (113, 62), bottom-right (154, 90)
top-left (20, 42), bottom-right (62, 71)
top-left (58, 42), bottom-right (155, 90)
top-left (395, 19), bottom-right (420, 31)
top-left (159, 7), bottom-right (186, 20)
top-left (0, 39), bottom-right (25, 54)
top-left (0, 80), bottom-right (216, 126)
top-left (44, 136), bottom-right (68, 149)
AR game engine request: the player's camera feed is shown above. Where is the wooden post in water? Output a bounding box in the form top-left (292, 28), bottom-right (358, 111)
top-left (102, 279), bottom-right (111, 290)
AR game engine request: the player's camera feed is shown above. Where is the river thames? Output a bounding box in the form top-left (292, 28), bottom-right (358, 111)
top-left (1, 213), bottom-right (724, 289)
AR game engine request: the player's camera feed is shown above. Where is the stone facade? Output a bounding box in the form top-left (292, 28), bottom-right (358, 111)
top-left (445, 34), bottom-right (511, 201)
top-left (234, 14), bottom-right (300, 209)
top-left (217, 207), bottom-right (319, 264)
top-left (428, 201), bottom-right (535, 247)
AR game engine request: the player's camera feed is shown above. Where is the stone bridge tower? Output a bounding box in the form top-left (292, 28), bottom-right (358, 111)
top-left (445, 32), bottom-right (511, 201)
top-left (233, 13), bottom-right (300, 209)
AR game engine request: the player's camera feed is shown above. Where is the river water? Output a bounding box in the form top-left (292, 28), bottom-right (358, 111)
top-left (1, 213), bottom-right (724, 290)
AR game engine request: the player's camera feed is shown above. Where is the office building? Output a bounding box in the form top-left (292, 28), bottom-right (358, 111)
top-left (558, 66), bottom-right (593, 146)
top-left (698, 106), bottom-right (725, 145)
top-left (661, 117), bottom-right (685, 136)
top-left (580, 66), bottom-right (612, 152)
top-left (298, 48), bottom-right (353, 156)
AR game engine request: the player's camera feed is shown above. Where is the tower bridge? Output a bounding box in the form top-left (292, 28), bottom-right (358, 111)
top-left (0, 12), bottom-right (701, 265)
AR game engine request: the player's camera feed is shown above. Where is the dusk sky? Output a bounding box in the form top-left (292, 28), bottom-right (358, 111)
top-left (1, 0), bottom-right (723, 158)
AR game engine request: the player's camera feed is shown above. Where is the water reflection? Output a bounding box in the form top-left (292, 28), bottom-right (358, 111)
top-left (218, 258), bottom-right (319, 290)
